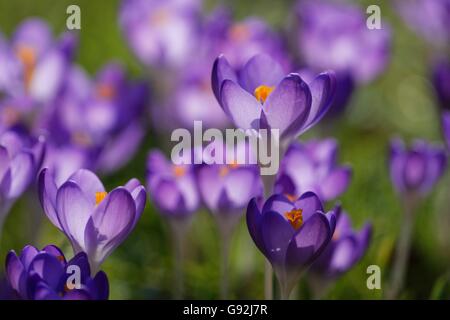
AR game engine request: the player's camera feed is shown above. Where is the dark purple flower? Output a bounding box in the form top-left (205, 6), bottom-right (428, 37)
top-left (196, 141), bottom-right (262, 216)
top-left (5, 245), bottom-right (108, 300)
top-left (296, 0), bottom-right (390, 84)
top-left (0, 129), bottom-right (45, 227)
top-left (389, 138), bottom-right (447, 196)
top-left (246, 192), bottom-right (337, 298)
top-left (147, 150), bottom-right (200, 218)
top-left (311, 211), bottom-right (372, 279)
top-left (212, 54), bottom-right (336, 143)
top-left (432, 59), bottom-right (450, 110)
top-left (442, 112), bottom-right (450, 150)
top-left (395, 0), bottom-right (450, 46)
top-left (119, 0), bottom-right (201, 69)
top-left (275, 139), bottom-right (352, 202)
top-left (38, 168), bottom-right (146, 271)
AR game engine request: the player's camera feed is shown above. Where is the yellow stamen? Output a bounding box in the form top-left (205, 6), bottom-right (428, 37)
top-left (173, 165), bottom-right (186, 177)
top-left (16, 45), bottom-right (36, 90)
top-left (254, 85), bottom-right (274, 103)
top-left (284, 208), bottom-right (303, 230)
top-left (285, 194), bottom-right (297, 202)
top-left (96, 84), bottom-right (116, 100)
top-left (95, 191), bottom-right (108, 205)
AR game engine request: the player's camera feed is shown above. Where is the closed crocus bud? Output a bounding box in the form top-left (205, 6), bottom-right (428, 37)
top-left (5, 245), bottom-right (109, 300)
top-left (212, 54), bottom-right (336, 145)
top-left (389, 138), bottom-right (447, 197)
top-left (146, 149), bottom-right (200, 218)
top-left (0, 129), bottom-right (45, 229)
top-left (275, 139), bottom-right (352, 202)
top-left (246, 192), bottom-right (337, 299)
top-left (311, 211), bottom-right (372, 279)
top-left (38, 168), bottom-right (146, 272)
top-left (295, 0), bottom-right (391, 84)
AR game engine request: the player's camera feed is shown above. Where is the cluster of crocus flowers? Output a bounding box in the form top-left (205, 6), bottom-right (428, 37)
top-left (38, 168), bottom-right (146, 272)
top-left (0, 129), bottom-right (45, 234)
top-left (212, 54), bottom-right (336, 147)
top-left (246, 192), bottom-right (338, 299)
top-left (5, 245), bottom-right (108, 300)
top-left (275, 139), bottom-right (352, 202)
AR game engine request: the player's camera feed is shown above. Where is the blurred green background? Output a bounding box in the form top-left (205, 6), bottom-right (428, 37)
top-left (1, 0), bottom-right (449, 299)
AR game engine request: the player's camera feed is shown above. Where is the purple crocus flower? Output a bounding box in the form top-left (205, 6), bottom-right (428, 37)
top-left (212, 54), bottom-right (336, 145)
top-left (295, 0), bottom-right (390, 84)
top-left (0, 18), bottom-right (76, 104)
top-left (275, 139), bottom-right (352, 202)
top-left (395, 0), bottom-right (450, 46)
top-left (389, 138), bottom-right (447, 197)
top-left (0, 129), bottom-right (45, 229)
top-left (311, 211), bottom-right (372, 279)
top-left (147, 149), bottom-right (200, 218)
top-left (442, 112), bottom-right (450, 150)
top-left (119, 0), bottom-right (201, 69)
top-left (432, 59), bottom-right (450, 110)
top-left (42, 63), bottom-right (148, 175)
top-left (38, 168), bottom-right (146, 272)
top-left (5, 245), bottom-right (108, 300)
top-left (246, 192), bottom-right (337, 298)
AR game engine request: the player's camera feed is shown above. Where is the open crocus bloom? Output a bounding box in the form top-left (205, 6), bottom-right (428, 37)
top-left (275, 139), bottom-right (352, 202)
top-left (147, 149), bottom-right (200, 218)
top-left (5, 245), bottom-right (109, 300)
top-left (212, 54), bottom-right (336, 144)
top-left (0, 129), bottom-right (45, 226)
top-left (38, 168), bottom-right (146, 272)
top-left (311, 211), bottom-right (372, 279)
top-left (389, 138), bottom-right (447, 197)
top-left (246, 192), bottom-right (337, 298)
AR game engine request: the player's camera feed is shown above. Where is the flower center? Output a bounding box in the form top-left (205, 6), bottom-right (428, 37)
top-left (284, 193), bottom-right (297, 202)
top-left (229, 24), bottom-right (250, 42)
top-left (16, 45), bottom-right (36, 91)
top-left (95, 191), bottom-right (108, 205)
top-left (173, 165), bottom-right (186, 177)
top-left (96, 83), bottom-right (116, 100)
top-left (254, 85), bottom-right (274, 104)
top-left (219, 161), bottom-right (240, 177)
top-left (284, 208), bottom-right (303, 230)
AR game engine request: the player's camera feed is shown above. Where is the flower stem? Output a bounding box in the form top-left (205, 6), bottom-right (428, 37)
top-left (219, 229), bottom-right (231, 299)
top-left (169, 219), bottom-right (188, 299)
top-left (387, 195), bottom-right (417, 299)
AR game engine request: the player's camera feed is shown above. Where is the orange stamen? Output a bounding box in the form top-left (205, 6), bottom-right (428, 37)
top-left (95, 191), bottom-right (108, 205)
top-left (284, 208), bottom-right (303, 230)
top-left (254, 85), bottom-right (274, 103)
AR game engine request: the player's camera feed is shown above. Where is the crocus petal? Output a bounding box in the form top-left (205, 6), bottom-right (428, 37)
top-left (68, 169), bottom-right (105, 205)
top-left (211, 55), bottom-right (238, 102)
top-left (294, 191), bottom-right (324, 220)
top-left (56, 181), bottom-right (94, 252)
top-left (84, 187), bottom-right (136, 269)
top-left (5, 251), bottom-right (26, 298)
top-left (263, 74), bottom-right (312, 138)
top-left (319, 166), bottom-right (352, 201)
top-left (8, 151), bottom-right (34, 198)
top-left (89, 271), bottom-right (109, 300)
top-left (28, 253), bottom-right (65, 291)
top-left (246, 198), bottom-right (265, 255)
top-left (220, 79), bottom-right (263, 130)
top-left (239, 54), bottom-right (285, 93)
top-left (19, 245), bottom-right (40, 269)
top-left (38, 168), bottom-right (62, 230)
top-left (261, 210), bottom-right (296, 265)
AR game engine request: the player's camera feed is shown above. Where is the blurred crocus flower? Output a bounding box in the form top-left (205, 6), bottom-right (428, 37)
top-left (389, 138), bottom-right (447, 197)
top-left (212, 54), bottom-right (336, 145)
top-left (5, 245), bottom-right (108, 300)
top-left (0, 18), bottom-right (76, 104)
top-left (38, 168), bottom-right (146, 272)
top-left (296, 0), bottom-right (390, 84)
top-left (0, 129), bottom-right (45, 229)
top-left (43, 63), bottom-right (148, 175)
top-left (147, 149), bottom-right (200, 218)
top-left (311, 211), bottom-right (372, 280)
top-left (395, 0), bottom-right (450, 47)
top-left (275, 139), bottom-right (352, 202)
top-left (119, 0), bottom-right (201, 69)
top-left (443, 112), bottom-right (450, 150)
top-left (246, 192), bottom-right (337, 298)
top-left (432, 59), bottom-right (450, 110)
